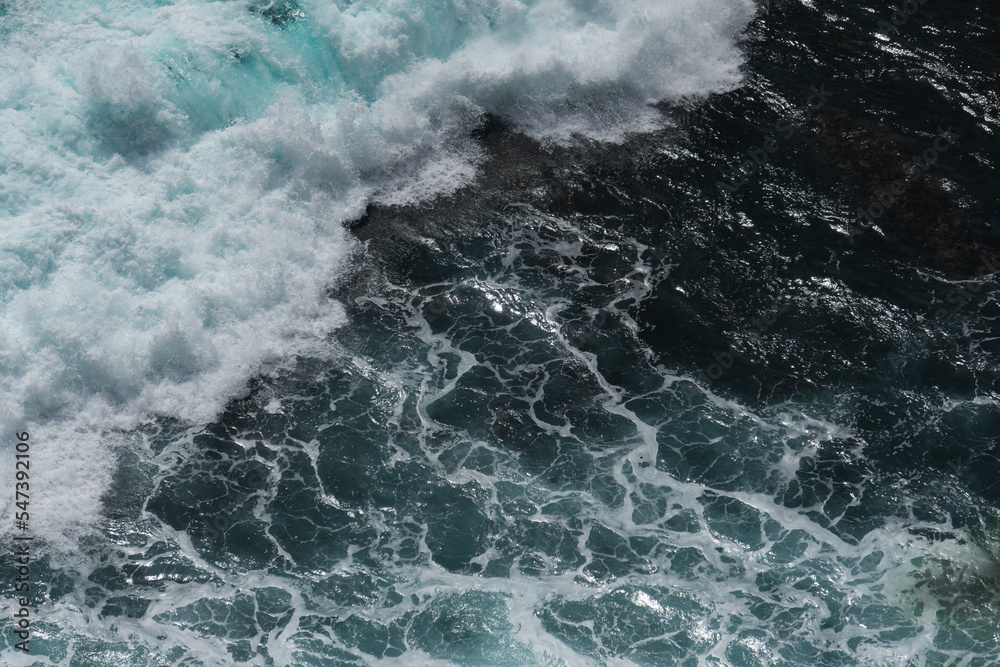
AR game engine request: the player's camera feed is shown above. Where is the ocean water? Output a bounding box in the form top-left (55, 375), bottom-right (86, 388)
top-left (1, 0), bottom-right (999, 664)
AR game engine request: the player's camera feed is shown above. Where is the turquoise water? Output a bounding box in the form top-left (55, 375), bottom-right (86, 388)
top-left (2, 0), bottom-right (1000, 664)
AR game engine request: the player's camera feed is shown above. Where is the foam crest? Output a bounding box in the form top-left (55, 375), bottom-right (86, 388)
top-left (332, 0), bottom-right (756, 147)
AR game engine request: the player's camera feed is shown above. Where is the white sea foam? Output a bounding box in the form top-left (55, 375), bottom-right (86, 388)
top-left (0, 0), bottom-right (755, 545)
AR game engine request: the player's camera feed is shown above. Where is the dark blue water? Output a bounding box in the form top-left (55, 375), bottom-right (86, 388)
top-left (2, 0), bottom-right (999, 664)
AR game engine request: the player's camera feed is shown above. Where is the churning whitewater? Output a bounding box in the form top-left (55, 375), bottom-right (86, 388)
top-left (0, 0), bottom-right (753, 545)
top-left (3, 0), bottom-right (1000, 665)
